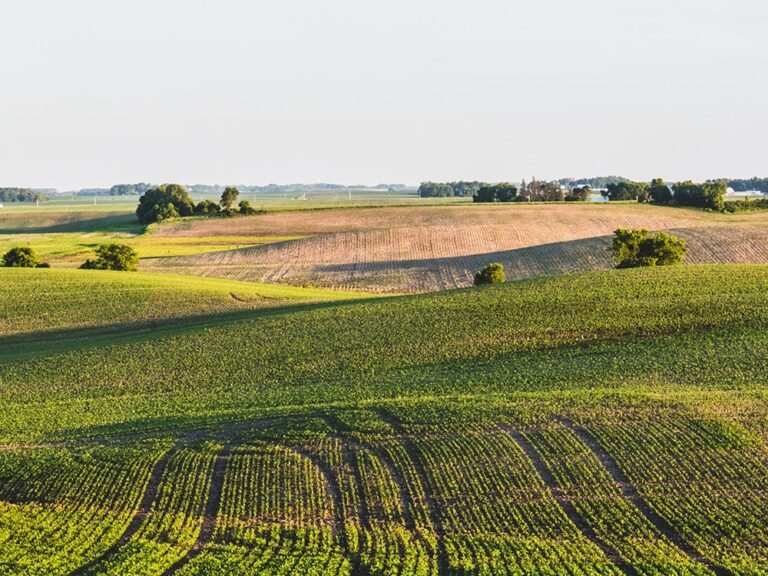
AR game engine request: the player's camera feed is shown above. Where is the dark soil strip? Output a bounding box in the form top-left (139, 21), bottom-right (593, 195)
top-left (503, 427), bottom-right (637, 576)
top-left (374, 408), bottom-right (448, 575)
top-left (563, 421), bottom-right (732, 576)
top-left (162, 451), bottom-right (229, 575)
top-left (71, 444), bottom-right (180, 576)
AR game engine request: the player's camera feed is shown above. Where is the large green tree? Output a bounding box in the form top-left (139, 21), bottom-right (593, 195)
top-left (220, 186), bottom-right (240, 211)
top-left (136, 184), bottom-right (194, 224)
top-left (473, 183), bottom-right (518, 203)
top-left (672, 180), bottom-right (726, 211)
top-left (604, 181), bottom-right (649, 202)
top-left (612, 228), bottom-right (687, 268)
top-left (647, 178), bottom-right (672, 204)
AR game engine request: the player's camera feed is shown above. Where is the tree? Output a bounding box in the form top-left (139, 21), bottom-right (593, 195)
top-left (647, 178), bottom-right (672, 204)
top-left (418, 182), bottom-right (455, 198)
top-left (194, 199), bottom-right (221, 215)
top-left (474, 263), bottom-right (506, 285)
top-left (604, 181), bottom-right (649, 202)
top-left (473, 183), bottom-right (518, 203)
top-left (672, 180), bottom-right (726, 211)
top-left (565, 186), bottom-right (591, 202)
top-left (239, 200), bottom-right (260, 215)
top-left (517, 179), bottom-right (565, 202)
top-left (611, 228), bottom-right (687, 268)
top-left (220, 186), bottom-right (240, 211)
top-left (80, 243), bottom-right (139, 271)
top-left (136, 183), bottom-right (194, 225)
top-left (2, 246), bottom-right (41, 268)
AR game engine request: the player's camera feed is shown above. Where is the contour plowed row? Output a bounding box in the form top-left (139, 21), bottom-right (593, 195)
top-left (144, 224), bottom-right (768, 292)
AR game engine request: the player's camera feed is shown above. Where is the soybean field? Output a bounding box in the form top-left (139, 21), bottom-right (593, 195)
top-left (1, 264), bottom-right (768, 574)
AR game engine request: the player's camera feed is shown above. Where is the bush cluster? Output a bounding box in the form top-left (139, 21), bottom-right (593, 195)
top-left (612, 228), bottom-right (688, 268)
top-left (137, 185), bottom-right (263, 224)
top-left (80, 244), bottom-right (139, 271)
top-left (1, 246), bottom-right (49, 268)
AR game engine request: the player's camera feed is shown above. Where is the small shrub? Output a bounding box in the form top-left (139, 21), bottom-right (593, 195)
top-left (80, 243), bottom-right (139, 271)
top-left (239, 200), bottom-right (261, 215)
top-left (2, 246), bottom-right (41, 268)
top-left (194, 200), bottom-right (221, 215)
top-left (474, 263), bottom-right (506, 285)
top-left (612, 228), bottom-right (687, 268)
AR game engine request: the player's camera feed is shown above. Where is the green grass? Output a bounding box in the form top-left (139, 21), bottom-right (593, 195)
top-left (2, 264), bottom-right (768, 574)
top-left (0, 209), bottom-right (307, 264)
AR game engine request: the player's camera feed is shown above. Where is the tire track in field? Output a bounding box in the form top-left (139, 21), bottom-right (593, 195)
top-left (502, 426), bottom-right (637, 576)
top-left (318, 411), bottom-right (417, 530)
top-left (373, 408), bottom-right (449, 575)
top-left (68, 417), bottom-right (297, 576)
top-left (562, 420), bottom-right (732, 576)
top-left (319, 411), bottom-right (438, 575)
top-left (70, 435), bottom-right (191, 576)
top-left (162, 450), bottom-right (229, 575)
top-left (283, 443), bottom-right (367, 576)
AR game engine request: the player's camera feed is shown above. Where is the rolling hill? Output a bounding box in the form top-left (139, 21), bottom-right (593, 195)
top-left (1, 265), bottom-right (768, 573)
top-left (143, 204), bottom-right (768, 292)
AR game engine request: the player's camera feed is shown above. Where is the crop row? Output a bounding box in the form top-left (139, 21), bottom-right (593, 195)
top-left (523, 424), bottom-right (708, 575)
top-left (1, 408), bottom-right (767, 574)
top-left (586, 416), bottom-right (768, 574)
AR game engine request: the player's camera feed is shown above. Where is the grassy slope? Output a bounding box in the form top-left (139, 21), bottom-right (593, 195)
top-left (0, 210), bottom-right (301, 264)
top-left (2, 264), bottom-right (768, 574)
top-left (2, 264), bottom-right (767, 441)
top-left (0, 268), bottom-right (370, 338)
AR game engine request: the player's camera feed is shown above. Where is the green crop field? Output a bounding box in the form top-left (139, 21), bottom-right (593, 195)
top-left (2, 263), bottom-right (768, 574)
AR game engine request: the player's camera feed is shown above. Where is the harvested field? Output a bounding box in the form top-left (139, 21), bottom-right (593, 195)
top-left (144, 204), bottom-right (768, 292)
top-left (152, 204), bottom-right (731, 238)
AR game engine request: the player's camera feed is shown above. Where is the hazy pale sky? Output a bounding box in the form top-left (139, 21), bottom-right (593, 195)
top-left (1, 0), bottom-right (766, 190)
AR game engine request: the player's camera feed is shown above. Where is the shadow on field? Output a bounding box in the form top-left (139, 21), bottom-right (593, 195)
top-left (311, 225), bottom-right (768, 290)
top-left (0, 296), bottom-right (383, 362)
top-left (54, 410), bottom-right (316, 445)
top-left (0, 212), bottom-right (141, 234)
top-left (313, 235), bottom-right (614, 287)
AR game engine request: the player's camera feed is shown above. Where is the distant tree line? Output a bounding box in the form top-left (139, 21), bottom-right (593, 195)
top-left (420, 179), bottom-right (591, 203)
top-left (418, 181), bottom-right (485, 198)
top-left (110, 183), bottom-right (152, 196)
top-left (603, 179), bottom-right (728, 211)
top-left (557, 176), bottom-right (629, 189)
top-left (136, 184), bottom-right (262, 225)
top-left (724, 178), bottom-right (768, 194)
top-left (0, 188), bottom-right (48, 202)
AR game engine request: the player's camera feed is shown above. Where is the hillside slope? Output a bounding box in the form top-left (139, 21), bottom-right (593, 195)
top-left (2, 265), bottom-right (768, 574)
top-left (0, 268), bottom-right (368, 338)
top-left (3, 264), bottom-right (768, 436)
top-left (144, 222), bottom-right (768, 292)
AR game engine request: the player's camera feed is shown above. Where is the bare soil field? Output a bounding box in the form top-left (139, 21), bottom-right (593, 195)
top-left (144, 205), bottom-right (768, 292)
top-left (154, 203), bottom-right (730, 237)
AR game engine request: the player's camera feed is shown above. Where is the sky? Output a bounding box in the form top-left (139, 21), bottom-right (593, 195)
top-left (1, 0), bottom-right (766, 190)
